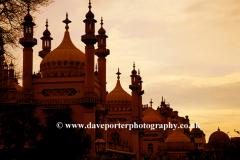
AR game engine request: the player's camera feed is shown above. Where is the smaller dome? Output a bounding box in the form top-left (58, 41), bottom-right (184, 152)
top-left (106, 80), bottom-right (132, 103)
top-left (24, 13), bottom-right (33, 22)
top-left (165, 129), bottom-right (190, 143)
top-left (43, 29), bottom-right (51, 36)
top-left (132, 69), bottom-right (137, 75)
top-left (209, 128), bottom-right (230, 144)
top-left (86, 10), bottom-right (94, 18)
top-left (98, 27), bottom-right (106, 34)
top-left (142, 108), bottom-right (161, 124)
top-left (137, 75), bottom-right (142, 81)
top-left (10, 61), bottom-right (14, 66)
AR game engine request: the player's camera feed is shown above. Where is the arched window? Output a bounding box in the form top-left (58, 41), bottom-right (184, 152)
top-left (148, 143), bottom-right (153, 153)
top-left (111, 132), bottom-right (120, 144)
top-left (101, 38), bottom-right (103, 44)
top-left (89, 23), bottom-right (91, 30)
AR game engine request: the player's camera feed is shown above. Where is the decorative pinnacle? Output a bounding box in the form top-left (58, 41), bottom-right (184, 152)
top-left (100, 17), bottom-right (103, 27)
top-left (116, 68), bottom-right (121, 80)
top-left (133, 62), bottom-right (135, 70)
top-left (46, 19), bottom-right (48, 29)
top-left (63, 13), bottom-right (71, 30)
top-left (150, 99), bottom-right (153, 107)
top-left (138, 69), bottom-right (140, 75)
top-left (162, 96), bottom-right (163, 101)
top-left (27, 2), bottom-right (30, 14)
top-left (88, 0), bottom-right (92, 10)
top-left (218, 127), bottom-right (220, 131)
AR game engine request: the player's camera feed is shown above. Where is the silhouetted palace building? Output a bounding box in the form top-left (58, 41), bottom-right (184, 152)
top-left (2, 1), bottom-right (238, 160)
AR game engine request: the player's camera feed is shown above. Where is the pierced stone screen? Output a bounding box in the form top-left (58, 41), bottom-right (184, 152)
top-left (41, 88), bottom-right (77, 96)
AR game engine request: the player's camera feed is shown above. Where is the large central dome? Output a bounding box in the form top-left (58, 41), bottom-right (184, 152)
top-left (40, 18), bottom-right (85, 78)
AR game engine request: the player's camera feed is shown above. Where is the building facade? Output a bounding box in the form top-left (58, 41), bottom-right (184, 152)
top-left (0, 1), bottom-right (208, 159)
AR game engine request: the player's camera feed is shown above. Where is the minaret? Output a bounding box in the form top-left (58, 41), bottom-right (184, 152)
top-left (129, 62), bottom-right (140, 122)
top-left (137, 69), bottom-right (144, 122)
top-left (2, 62), bottom-right (8, 87)
top-left (136, 69), bottom-right (144, 155)
top-left (39, 19), bottom-right (53, 58)
top-left (95, 17), bottom-right (110, 103)
top-left (129, 63), bottom-right (140, 159)
top-left (81, 0), bottom-right (98, 90)
top-left (19, 4), bottom-right (37, 94)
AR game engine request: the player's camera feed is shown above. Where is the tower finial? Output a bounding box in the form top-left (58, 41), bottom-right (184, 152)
top-left (133, 62), bottom-right (135, 70)
top-left (88, 0), bottom-right (92, 10)
top-left (27, 2), bottom-right (30, 14)
top-left (218, 127), bottom-right (220, 131)
top-left (101, 17), bottom-right (103, 27)
top-left (116, 68), bottom-right (121, 80)
top-left (150, 99), bottom-right (153, 107)
top-left (63, 12), bottom-right (71, 30)
top-left (138, 69), bottom-right (140, 75)
top-left (46, 19), bottom-right (48, 29)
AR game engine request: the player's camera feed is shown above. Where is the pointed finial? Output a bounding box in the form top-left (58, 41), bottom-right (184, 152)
top-left (133, 62), bottom-right (135, 70)
top-left (116, 68), bottom-right (121, 80)
top-left (88, 0), bottom-right (92, 10)
top-left (138, 69), bottom-right (140, 75)
top-left (46, 19), bottom-right (48, 29)
top-left (150, 99), bottom-right (153, 107)
top-left (218, 127), bottom-right (220, 131)
top-left (63, 13), bottom-right (71, 30)
top-left (100, 17), bottom-right (103, 27)
top-left (162, 96), bottom-right (163, 101)
top-left (27, 2), bottom-right (30, 14)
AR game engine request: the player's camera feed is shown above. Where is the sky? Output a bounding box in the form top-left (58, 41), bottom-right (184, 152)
top-left (11, 0), bottom-right (240, 141)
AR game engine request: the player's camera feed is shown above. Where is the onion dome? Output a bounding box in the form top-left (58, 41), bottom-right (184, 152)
top-left (24, 5), bottom-right (33, 22)
top-left (164, 129), bottom-right (196, 151)
top-left (191, 127), bottom-right (205, 135)
top-left (10, 61), bottom-right (14, 66)
top-left (106, 69), bottom-right (132, 104)
top-left (43, 20), bottom-right (51, 36)
top-left (98, 17), bottom-right (106, 34)
top-left (132, 62), bottom-right (137, 74)
top-left (142, 107), bottom-right (161, 124)
top-left (208, 127), bottom-right (230, 144)
top-left (86, 1), bottom-right (94, 18)
top-left (165, 129), bottom-right (191, 143)
top-left (40, 14), bottom-right (85, 77)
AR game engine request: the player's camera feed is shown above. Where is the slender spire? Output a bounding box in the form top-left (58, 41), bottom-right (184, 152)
top-left (88, 0), bottom-right (92, 10)
top-left (138, 69), bottom-right (140, 75)
top-left (116, 68), bottom-right (121, 80)
top-left (218, 127), bottom-right (220, 131)
top-left (150, 99), bottom-right (153, 107)
top-left (27, 2), bottom-right (30, 14)
top-left (101, 17), bottom-right (103, 27)
top-left (133, 62), bottom-right (135, 70)
top-left (162, 96), bottom-right (163, 101)
top-left (63, 13), bottom-right (71, 31)
top-left (46, 19), bottom-right (48, 29)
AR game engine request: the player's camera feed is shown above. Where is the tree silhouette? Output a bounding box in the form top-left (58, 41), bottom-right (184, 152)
top-left (36, 109), bottom-right (92, 160)
top-left (0, 0), bottom-right (54, 56)
top-left (0, 106), bottom-right (43, 159)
